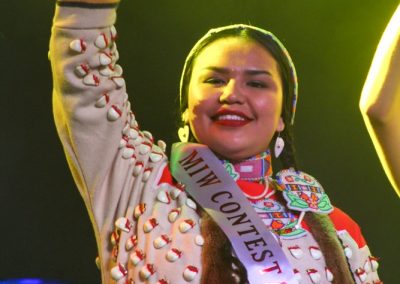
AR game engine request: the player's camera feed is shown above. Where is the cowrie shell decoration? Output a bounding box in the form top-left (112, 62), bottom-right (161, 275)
top-left (95, 93), bottom-right (109, 108)
top-left (166, 248), bottom-right (182, 262)
top-left (355, 268), bottom-right (367, 282)
top-left (134, 203), bottom-right (146, 219)
top-left (370, 256), bottom-right (379, 271)
top-left (142, 168), bottom-right (152, 181)
top-left (179, 219), bottom-right (196, 233)
top-left (75, 64), bottom-right (90, 77)
top-left (139, 264), bottom-right (156, 280)
top-left (130, 249), bottom-right (145, 266)
top-left (168, 208), bottom-right (181, 223)
top-left (293, 269), bottom-right (302, 281)
top-left (157, 140), bottom-right (167, 152)
top-left (83, 74), bottom-right (100, 86)
top-left (186, 198), bottom-right (197, 210)
top-left (157, 190), bottom-right (171, 204)
top-left (143, 218), bottom-right (158, 233)
top-left (115, 217), bottom-right (132, 233)
top-left (153, 234), bottom-right (171, 249)
top-left (112, 76), bottom-right (125, 88)
top-left (110, 263), bottom-right (128, 281)
top-left (99, 65), bottom-right (114, 77)
top-left (113, 64), bottom-right (123, 76)
top-left (307, 269), bottom-right (321, 284)
top-left (69, 39), bottom-right (87, 53)
top-left (325, 268), bottom-right (334, 282)
top-left (99, 52), bottom-right (112, 66)
top-left (107, 105), bottom-right (122, 121)
top-left (344, 246), bottom-right (353, 259)
top-left (309, 246), bottom-right (322, 260)
top-left (110, 230), bottom-right (120, 246)
top-left (125, 235), bottom-right (138, 251)
top-left (95, 33), bottom-right (109, 49)
top-left (183, 266), bottom-right (198, 282)
top-left (288, 245), bottom-right (303, 259)
top-left (195, 235), bottom-right (204, 246)
top-left (110, 25), bottom-right (117, 41)
top-left (150, 151), bottom-right (163, 163)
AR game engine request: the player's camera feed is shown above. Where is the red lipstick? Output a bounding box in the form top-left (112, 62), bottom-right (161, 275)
top-left (211, 109), bottom-right (252, 127)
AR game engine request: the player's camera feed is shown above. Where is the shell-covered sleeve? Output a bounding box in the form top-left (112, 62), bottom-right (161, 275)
top-left (329, 208), bottom-right (381, 283)
top-left (49, 3), bottom-right (203, 283)
top-left (50, 2), bottom-right (153, 229)
top-left (50, 3), bottom-right (128, 206)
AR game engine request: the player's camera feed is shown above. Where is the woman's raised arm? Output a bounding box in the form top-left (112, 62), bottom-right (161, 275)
top-left (50, 0), bottom-right (124, 202)
top-left (49, 0), bottom-right (166, 228)
top-left (360, 4), bottom-right (400, 197)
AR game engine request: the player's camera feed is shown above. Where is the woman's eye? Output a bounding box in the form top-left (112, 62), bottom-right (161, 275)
top-left (204, 78), bottom-right (225, 85)
top-left (247, 81), bottom-right (267, 88)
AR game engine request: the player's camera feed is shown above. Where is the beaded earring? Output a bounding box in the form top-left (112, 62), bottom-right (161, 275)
top-left (274, 132), bottom-right (285, 158)
top-left (178, 109), bottom-right (190, 143)
top-left (178, 125), bottom-right (189, 143)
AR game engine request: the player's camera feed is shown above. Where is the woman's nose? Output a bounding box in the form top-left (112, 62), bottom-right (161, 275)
top-left (219, 80), bottom-right (245, 104)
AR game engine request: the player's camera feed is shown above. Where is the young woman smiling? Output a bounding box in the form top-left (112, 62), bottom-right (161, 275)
top-left (49, 1), bottom-right (383, 283)
top-left (185, 37), bottom-right (285, 161)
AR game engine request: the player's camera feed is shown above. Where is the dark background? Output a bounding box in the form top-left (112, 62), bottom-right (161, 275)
top-left (1, 0), bottom-right (399, 283)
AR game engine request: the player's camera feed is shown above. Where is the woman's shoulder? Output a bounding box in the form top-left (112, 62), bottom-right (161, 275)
top-left (329, 206), bottom-right (366, 248)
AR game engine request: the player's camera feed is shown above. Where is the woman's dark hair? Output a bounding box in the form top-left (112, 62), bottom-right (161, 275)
top-left (178, 25), bottom-right (354, 283)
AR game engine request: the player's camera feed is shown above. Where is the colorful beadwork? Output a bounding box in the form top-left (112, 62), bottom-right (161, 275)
top-left (276, 169), bottom-right (333, 214)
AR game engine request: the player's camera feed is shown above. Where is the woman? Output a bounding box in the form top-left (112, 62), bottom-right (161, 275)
top-left (50, 0), bottom-right (381, 283)
top-left (360, 4), bottom-right (400, 198)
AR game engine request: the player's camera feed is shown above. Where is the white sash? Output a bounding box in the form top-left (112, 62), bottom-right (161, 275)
top-left (171, 143), bottom-right (296, 284)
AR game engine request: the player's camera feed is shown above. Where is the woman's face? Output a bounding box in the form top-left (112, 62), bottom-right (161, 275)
top-left (186, 37), bottom-right (285, 161)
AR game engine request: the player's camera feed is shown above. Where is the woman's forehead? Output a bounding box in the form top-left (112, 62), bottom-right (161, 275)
top-left (192, 37), bottom-right (279, 76)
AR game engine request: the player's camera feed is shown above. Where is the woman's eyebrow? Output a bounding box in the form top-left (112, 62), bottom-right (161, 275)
top-left (245, 69), bottom-right (273, 76)
top-left (204, 66), bottom-right (273, 76)
top-left (204, 66), bottom-right (230, 74)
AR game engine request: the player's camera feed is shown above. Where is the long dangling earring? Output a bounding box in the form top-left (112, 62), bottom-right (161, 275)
top-left (178, 125), bottom-right (189, 142)
top-left (274, 132), bottom-right (285, 158)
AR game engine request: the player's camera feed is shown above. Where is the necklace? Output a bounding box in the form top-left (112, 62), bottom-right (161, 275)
top-left (221, 151), bottom-right (310, 239)
top-left (221, 149), bottom-right (272, 182)
top-left (221, 150), bottom-right (273, 199)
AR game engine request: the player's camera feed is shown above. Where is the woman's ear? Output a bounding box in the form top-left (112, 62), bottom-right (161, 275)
top-left (181, 109), bottom-right (189, 123)
top-left (277, 117), bottom-right (285, 132)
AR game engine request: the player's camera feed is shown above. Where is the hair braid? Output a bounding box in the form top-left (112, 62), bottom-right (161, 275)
top-left (304, 213), bottom-right (355, 283)
top-left (275, 132), bottom-right (354, 283)
top-left (199, 209), bottom-right (248, 284)
top-left (278, 125), bottom-right (298, 169)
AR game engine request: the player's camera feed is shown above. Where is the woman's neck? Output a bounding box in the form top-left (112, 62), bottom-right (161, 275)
top-left (221, 150), bottom-right (272, 182)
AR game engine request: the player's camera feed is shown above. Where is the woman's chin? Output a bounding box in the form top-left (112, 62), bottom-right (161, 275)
top-left (210, 145), bottom-right (261, 162)
top-left (194, 133), bottom-right (272, 161)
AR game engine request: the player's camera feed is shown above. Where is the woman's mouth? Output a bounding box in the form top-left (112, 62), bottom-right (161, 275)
top-left (212, 110), bottom-right (252, 127)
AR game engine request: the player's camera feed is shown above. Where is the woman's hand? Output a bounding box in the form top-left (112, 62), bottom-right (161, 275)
top-left (360, 4), bottom-right (400, 197)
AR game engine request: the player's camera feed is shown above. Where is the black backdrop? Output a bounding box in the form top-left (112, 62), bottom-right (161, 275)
top-left (0, 0), bottom-right (399, 283)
